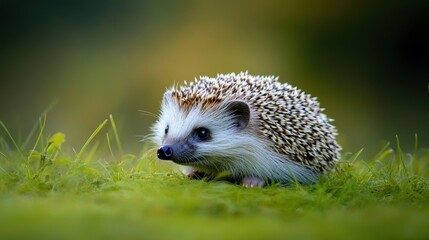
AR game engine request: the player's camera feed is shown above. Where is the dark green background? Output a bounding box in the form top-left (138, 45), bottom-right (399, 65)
top-left (0, 1), bottom-right (428, 156)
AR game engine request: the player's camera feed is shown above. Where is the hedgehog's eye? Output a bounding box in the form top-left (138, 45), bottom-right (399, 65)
top-left (165, 125), bottom-right (169, 135)
top-left (194, 127), bottom-right (210, 141)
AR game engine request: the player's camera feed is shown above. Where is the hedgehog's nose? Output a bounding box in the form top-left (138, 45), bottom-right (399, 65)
top-left (157, 145), bottom-right (173, 160)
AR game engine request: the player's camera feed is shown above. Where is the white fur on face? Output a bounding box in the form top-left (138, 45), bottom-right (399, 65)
top-left (152, 93), bottom-right (318, 184)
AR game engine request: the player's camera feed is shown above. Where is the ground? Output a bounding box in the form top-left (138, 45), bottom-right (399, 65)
top-left (0, 117), bottom-right (428, 239)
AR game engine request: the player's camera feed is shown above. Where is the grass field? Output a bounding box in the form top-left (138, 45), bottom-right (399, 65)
top-left (0, 115), bottom-right (428, 240)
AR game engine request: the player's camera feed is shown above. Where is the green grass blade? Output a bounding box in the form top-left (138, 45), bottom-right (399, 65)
top-left (106, 133), bottom-right (117, 162)
top-left (28, 114), bottom-right (47, 162)
top-left (21, 102), bottom-right (56, 149)
top-left (373, 142), bottom-right (391, 161)
top-left (0, 151), bottom-right (9, 161)
top-left (349, 148), bottom-right (364, 164)
top-left (395, 135), bottom-right (408, 177)
top-left (76, 119), bottom-right (108, 161)
top-left (98, 160), bottom-right (113, 180)
top-left (84, 141), bottom-right (100, 164)
top-left (109, 114), bottom-right (123, 158)
top-left (0, 121), bottom-right (25, 159)
top-left (21, 121), bottom-right (39, 151)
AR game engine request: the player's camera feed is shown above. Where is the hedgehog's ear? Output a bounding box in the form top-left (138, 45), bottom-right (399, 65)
top-left (224, 100), bottom-right (250, 130)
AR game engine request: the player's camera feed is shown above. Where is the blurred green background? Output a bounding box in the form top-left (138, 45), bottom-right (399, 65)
top-left (0, 0), bottom-right (428, 156)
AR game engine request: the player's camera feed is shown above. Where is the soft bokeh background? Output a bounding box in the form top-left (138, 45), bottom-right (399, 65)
top-left (1, 0), bottom-right (428, 156)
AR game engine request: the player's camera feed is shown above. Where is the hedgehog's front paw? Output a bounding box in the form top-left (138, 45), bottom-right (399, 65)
top-left (242, 177), bottom-right (265, 188)
top-left (186, 171), bottom-right (207, 179)
top-left (182, 167), bottom-right (207, 179)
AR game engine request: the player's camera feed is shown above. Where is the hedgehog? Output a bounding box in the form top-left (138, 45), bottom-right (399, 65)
top-left (152, 72), bottom-right (340, 187)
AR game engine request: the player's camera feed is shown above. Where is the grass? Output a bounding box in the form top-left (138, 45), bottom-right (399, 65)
top-left (0, 116), bottom-right (428, 240)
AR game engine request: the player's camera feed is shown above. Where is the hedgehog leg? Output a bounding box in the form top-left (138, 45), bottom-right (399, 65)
top-left (242, 177), bottom-right (265, 188)
top-left (182, 167), bottom-right (207, 179)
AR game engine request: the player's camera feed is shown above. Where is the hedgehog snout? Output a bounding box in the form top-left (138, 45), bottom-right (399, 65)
top-left (157, 145), bottom-right (173, 160)
top-left (157, 138), bottom-right (199, 164)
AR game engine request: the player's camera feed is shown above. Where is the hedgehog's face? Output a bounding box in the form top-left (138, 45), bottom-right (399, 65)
top-left (152, 92), bottom-right (251, 166)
